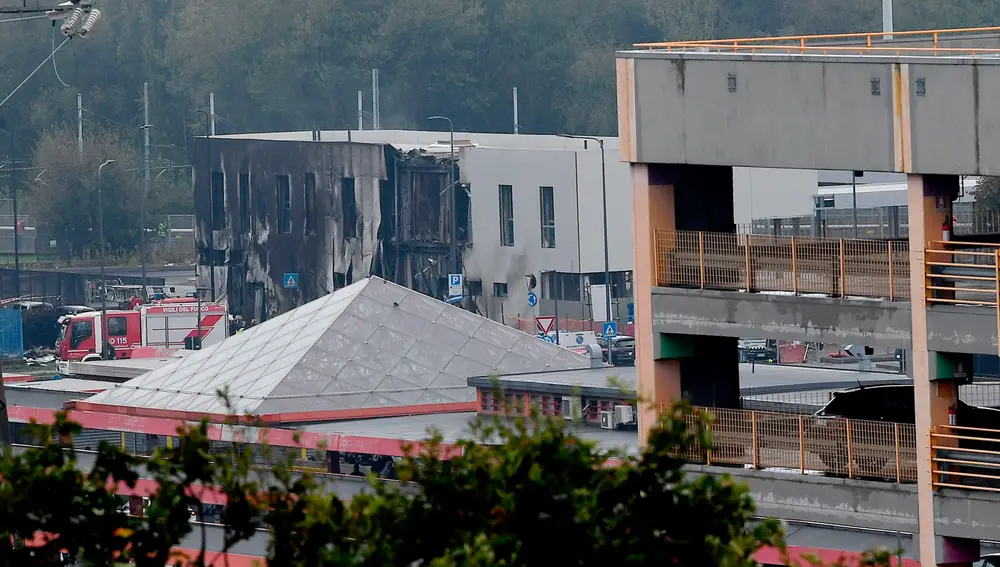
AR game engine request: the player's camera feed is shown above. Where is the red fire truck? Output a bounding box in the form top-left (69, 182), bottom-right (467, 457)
top-left (56, 302), bottom-right (228, 362)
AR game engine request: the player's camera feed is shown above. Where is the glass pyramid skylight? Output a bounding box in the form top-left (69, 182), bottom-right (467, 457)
top-left (84, 277), bottom-right (591, 418)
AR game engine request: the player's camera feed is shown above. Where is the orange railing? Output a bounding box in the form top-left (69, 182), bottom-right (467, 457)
top-left (672, 406), bottom-right (917, 482)
top-left (931, 424), bottom-right (1000, 493)
top-left (635, 26), bottom-right (1000, 57)
top-left (653, 230), bottom-right (910, 300)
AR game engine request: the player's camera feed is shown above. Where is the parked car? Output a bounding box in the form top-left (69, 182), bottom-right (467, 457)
top-left (597, 335), bottom-right (635, 366)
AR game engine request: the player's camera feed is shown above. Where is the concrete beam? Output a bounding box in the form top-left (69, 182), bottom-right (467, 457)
top-left (687, 464), bottom-right (1000, 542)
top-left (620, 51), bottom-right (1000, 175)
top-left (652, 287), bottom-right (1000, 355)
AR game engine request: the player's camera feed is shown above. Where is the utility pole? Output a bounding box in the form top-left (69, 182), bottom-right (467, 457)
top-left (357, 90), bottom-right (364, 131)
top-left (77, 93), bottom-right (83, 159)
top-left (140, 82), bottom-right (150, 297)
top-left (10, 127), bottom-right (17, 299)
top-left (513, 87), bottom-right (519, 134)
top-left (98, 159), bottom-right (115, 359)
top-left (882, 0), bottom-right (894, 39)
top-left (209, 92), bottom-right (217, 136)
top-left (372, 69), bottom-right (380, 130)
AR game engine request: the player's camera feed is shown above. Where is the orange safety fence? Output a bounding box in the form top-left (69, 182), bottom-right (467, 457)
top-left (930, 424), bottom-right (1000, 493)
top-left (634, 26), bottom-right (1000, 57)
top-left (668, 406), bottom-right (917, 483)
top-left (653, 230), bottom-right (910, 301)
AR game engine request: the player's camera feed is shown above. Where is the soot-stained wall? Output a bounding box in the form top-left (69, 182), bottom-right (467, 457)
top-left (193, 137), bottom-right (389, 321)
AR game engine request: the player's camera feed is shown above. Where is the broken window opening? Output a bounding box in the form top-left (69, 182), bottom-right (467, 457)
top-left (304, 172), bottom-right (317, 236)
top-left (493, 282), bottom-right (508, 297)
top-left (238, 173), bottom-right (251, 234)
top-left (499, 184), bottom-right (514, 247)
top-left (276, 174), bottom-right (292, 234)
top-left (342, 177), bottom-right (357, 239)
top-left (456, 183), bottom-right (471, 244)
top-left (210, 171), bottom-right (226, 230)
top-left (539, 186), bottom-right (555, 248)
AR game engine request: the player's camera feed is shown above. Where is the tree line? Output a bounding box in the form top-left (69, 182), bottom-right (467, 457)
top-left (0, 0), bottom-right (997, 257)
top-left (0, 403), bottom-right (896, 566)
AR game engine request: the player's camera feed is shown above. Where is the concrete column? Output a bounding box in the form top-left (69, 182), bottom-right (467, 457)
top-left (633, 164), bottom-right (737, 446)
top-left (632, 163), bottom-right (680, 445)
top-left (907, 174), bottom-right (965, 566)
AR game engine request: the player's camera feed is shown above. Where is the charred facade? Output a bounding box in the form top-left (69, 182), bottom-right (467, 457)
top-left (193, 137), bottom-right (468, 321)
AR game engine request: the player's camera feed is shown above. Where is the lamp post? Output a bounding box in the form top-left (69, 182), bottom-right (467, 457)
top-left (98, 159), bottom-right (115, 359)
top-left (196, 110), bottom-right (216, 301)
top-left (428, 116), bottom-right (459, 275)
top-left (558, 134), bottom-right (611, 323)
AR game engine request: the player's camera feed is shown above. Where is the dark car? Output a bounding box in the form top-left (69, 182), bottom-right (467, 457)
top-left (597, 335), bottom-right (635, 366)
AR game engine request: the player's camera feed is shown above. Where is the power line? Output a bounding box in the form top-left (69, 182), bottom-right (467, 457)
top-left (0, 14), bottom-right (47, 24)
top-left (0, 35), bottom-right (71, 109)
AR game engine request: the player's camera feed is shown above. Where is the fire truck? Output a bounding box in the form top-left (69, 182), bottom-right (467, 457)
top-left (56, 302), bottom-right (228, 362)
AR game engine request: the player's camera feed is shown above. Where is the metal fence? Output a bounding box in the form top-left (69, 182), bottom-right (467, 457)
top-left (930, 424), bottom-right (1000, 493)
top-left (743, 202), bottom-right (1000, 240)
top-left (677, 405), bottom-right (918, 482)
top-left (0, 309), bottom-right (23, 357)
top-left (653, 230), bottom-right (910, 300)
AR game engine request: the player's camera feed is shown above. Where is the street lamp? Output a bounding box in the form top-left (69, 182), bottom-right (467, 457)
top-left (196, 110), bottom-right (216, 301)
top-left (98, 159), bottom-right (115, 359)
top-left (558, 134), bottom-right (611, 323)
top-left (427, 116), bottom-right (459, 275)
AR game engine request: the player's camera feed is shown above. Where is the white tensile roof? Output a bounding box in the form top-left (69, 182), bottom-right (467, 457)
top-left (84, 277), bottom-right (589, 417)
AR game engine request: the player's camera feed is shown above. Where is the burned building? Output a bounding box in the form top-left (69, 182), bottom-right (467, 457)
top-left (196, 130), bottom-right (636, 328)
top-left (193, 135), bottom-right (468, 321)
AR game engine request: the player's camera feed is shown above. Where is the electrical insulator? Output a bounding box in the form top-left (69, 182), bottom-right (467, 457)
top-left (77, 9), bottom-right (102, 38)
top-left (60, 7), bottom-right (85, 36)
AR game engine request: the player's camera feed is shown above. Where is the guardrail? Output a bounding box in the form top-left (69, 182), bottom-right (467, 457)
top-left (673, 406), bottom-right (917, 482)
top-left (653, 230), bottom-right (910, 300)
top-left (931, 424), bottom-right (1000, 492)
top-left (634, 26), bottom-right (1000, 57)
top-left (925, 240), bottom-right (1000, 307)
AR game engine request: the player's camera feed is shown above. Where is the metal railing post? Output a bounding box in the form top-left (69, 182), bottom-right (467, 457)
top-left (995, 250), bottom-right (1000, 357)
top-left (894, 422), bottom-right (902, 483)
top-left (846, 419), bottom-right (855, 478)
top-left (744, 235), bottom-right (753, 291)
top-left (799, 415), bottom-right (805, 474)
top-left (791, 236), bottom-right (799, 295)
top-left (751, 411), bottom-right (759, 469)
top-left (839, 239), bottom-right (847, 297)
top-left (888, 240), bottom-right (895, 301)
top-left (698, 231), bottom-right (706, 289)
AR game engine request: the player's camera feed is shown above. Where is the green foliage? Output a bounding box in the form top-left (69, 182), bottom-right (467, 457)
top-left (0, 402), bottom-right (899, 566)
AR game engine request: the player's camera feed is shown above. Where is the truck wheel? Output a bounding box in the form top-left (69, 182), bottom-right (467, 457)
top-left (81, 354), bottom-right (100, 362)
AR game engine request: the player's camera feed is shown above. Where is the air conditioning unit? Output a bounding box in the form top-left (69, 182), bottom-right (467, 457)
top-left (600, 410), bottom-right (617, 430)
top-left (561, 395), bottom-right (581, 421)
top-left (614, 405), bottom-right (635, 425)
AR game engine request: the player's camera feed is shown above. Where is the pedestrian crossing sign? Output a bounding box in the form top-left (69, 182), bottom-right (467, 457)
top-left (283, 273), bottom-right (298, 289)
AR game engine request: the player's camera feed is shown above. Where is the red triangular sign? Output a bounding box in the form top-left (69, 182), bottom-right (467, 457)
top-left (535, 316), bottom-right (555, 335)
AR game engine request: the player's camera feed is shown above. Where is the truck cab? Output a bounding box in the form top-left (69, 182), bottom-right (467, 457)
top-left (57, 310), bottom-right (142, 362)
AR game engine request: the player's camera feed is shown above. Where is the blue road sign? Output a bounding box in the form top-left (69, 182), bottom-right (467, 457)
top-left (448, 273), bottom-right (463, 296)
top-left (283, 273), bottom-right (299, 289)
top-left (539, 334), bottom-right (556, 344)
top-left (575, 334), bottom-right (584, 345)
top-left (627, 303), bottom-right (635, 323)
top-left (602, 321), bottom-right (618, 338)
top-left (527, 292), bottom-right (538, 307)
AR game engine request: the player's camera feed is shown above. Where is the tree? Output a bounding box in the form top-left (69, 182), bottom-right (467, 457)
top-left (0, 401), bottom-right (895, 566)
top-left (28, 126), bottom-right (142, 259)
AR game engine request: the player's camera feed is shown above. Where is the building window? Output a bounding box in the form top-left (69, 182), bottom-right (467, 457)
top-left (238, 173), bottom-right (250, 234)
top-left (107, 316), bottom-right (127, 337)
top-left (539, 186), bottom-right (555, 248)
top-left (499, 184), bottom-right (514, 246)
top-left (304, 173), bottom-right (317, 236)
top-left (276, 174), bottom-right (291, 234)
top-left (493, 282), bottom-right (508, 297)
top-left (341, 177), bottom-right (357, 239)
top-left (466, 279), bottom-right (483, 296)
top-left (210, 171), bottom-right (226, 230)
